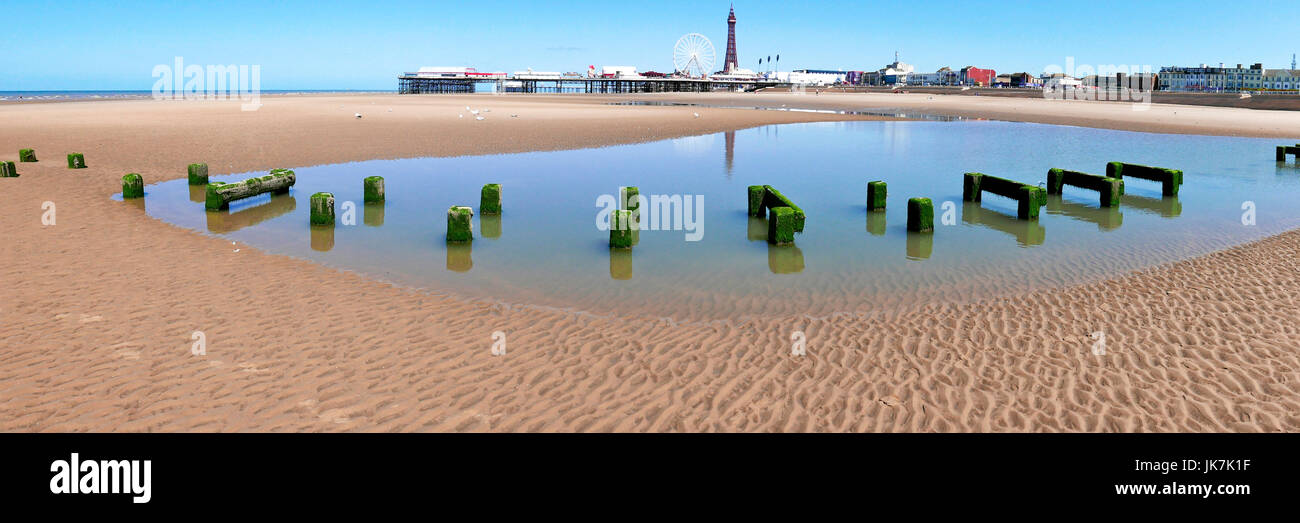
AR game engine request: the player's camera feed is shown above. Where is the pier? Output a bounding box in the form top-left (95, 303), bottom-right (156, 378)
top-left (398, 73), bottom-right (783, 94)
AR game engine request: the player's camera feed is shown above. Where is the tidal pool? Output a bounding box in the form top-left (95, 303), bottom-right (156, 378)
top-left (136, 120), bottom-right (1300, 319)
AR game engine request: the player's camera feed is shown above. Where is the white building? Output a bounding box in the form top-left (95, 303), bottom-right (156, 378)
top-left (600, 66), bottom-right (638, 78)
top-left (773, 69), bottom-right (846, 85)
top-left (1158, 63), bottom-right (1263, 92)
top-left (1262, 69), bottom-right (1300, 92)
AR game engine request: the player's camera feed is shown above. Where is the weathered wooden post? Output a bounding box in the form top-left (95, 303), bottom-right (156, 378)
top-left (205, 169), bottom-right (296, 210)
top-left (1046, 168), bottom-right (1065, 194)
top-left (962, 173), bottom-right (983, 201)
top-left (908, 197), bottom-right (934, 232)
top-left (67, 153), bottom-right (86, 169)
top-left (187, 163), bottom-right (209, 185)
top-left (768, 207), bottom-right (797, 244)
top-left (121, 173), bottom-right (144, 199)
top-left (310, 192), bottom-right (335, 226)
top-left (18, 149), bottom-right (37, 162)
top-left (365, 176), bottom-right (386, 203)
top-left (0, 161), bottom-right (17, 178)
top-left (747, 185), bottom-right (766, 216)
top-left (610, 209), bottom-right (635, 248)
top-left (480, 183), bottom-right (501, 214)
top-left (1016, 187), bottom-right (1040, 219)
top-left (867, 180), bottom-right (887, 211)
top-left (1279, 146), bottom-right (1288, 162)
top-left (447, 206), bottom-right (474, 242)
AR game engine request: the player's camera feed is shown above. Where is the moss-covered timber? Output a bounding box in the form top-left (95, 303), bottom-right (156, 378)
top-left (767, 206), bottom-right (797, 244)
top-left (66, 153), bottom-right (86, 169)
top-left (204, 169), bottom-right (296, 211)
top-left (1047, 168), bottom-right (1124, 207)
top-left (18, 149), bottom-right (37, 162)
top-left (609, 209), bottom-right (635, 248)
top-left (309, 192), bottom-right (336, 225)
top-left (907, 197), bottom-right (934, 232)
top-left (747, 185), bottom-right (765, 216)
top-left (121, 173), bottom-right (144, 199)
top-left (447, 206), bottom-right (474, 242)
top-left (478, 182), bottom-right (500, 213)
top-left (187, 163), bottom-right (209, 185)
top-left (1105, 162), bottom-right (1182, 196)
top-left (364, 176), bottom-right (385, 204)
top-left (0, 161), bottom-right (17, 178)
top-left (867, 180), bottom-right (887, 211)
top-left (963, 172), bottom-right (1044, 219)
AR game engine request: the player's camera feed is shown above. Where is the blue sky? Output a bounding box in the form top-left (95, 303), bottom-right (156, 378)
top-left (3, 0), bottom-right (1298, 90)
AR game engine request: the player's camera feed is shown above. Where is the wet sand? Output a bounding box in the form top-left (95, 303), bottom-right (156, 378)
top-left (1, 93), bottom-right (1297, 431)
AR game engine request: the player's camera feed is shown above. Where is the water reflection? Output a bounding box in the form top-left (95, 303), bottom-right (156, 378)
top-left (364, 202), bottom-right (385, 227)
top-left (866, 210), bottom-right (886, 236)
top-left (767, 244), bottom-right (805, 273)
top-left (208, 194), bottom-right (297, 233)
top-left (124, 197), bottom-right (146, 212)
top-left (480, 214), bottom-right (501, 239)
top-left (1122, 193), bottom-right (1182, 217)
top-left (905, 231), bottom-right (933, 260)
top-left (446, 243), bottom-right (472, 272)
top-left (725, 130), bottom-right (735, 178)
top-left (309, 225), bottom-right (335, 252)
top-left (1045, 195), bottom-right (1123, 231)
top-left (609, 248), bottom-right (632, 280)
top-left (747, 215), bottom-right (767, 241)
top-left (962, 202), bottom-right (1045, 246)
top-left (189, 185), bottom-right (206, 203)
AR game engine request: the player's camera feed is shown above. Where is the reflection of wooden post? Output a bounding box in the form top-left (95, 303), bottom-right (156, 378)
top-left (446, 243), bottom-right (472, 272)
top-left (480, 214), bottom-right (501, 238)
top-left (767, 245), bottom-right (805, 274)
top-left (609, 248), bottom-right (632, 280)
top-left (310, 225), bottom-right (334, 252)
top-left (906, 231), bottom-right (933, 260)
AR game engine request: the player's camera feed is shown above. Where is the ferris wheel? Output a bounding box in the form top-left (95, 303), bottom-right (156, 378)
top-left (673, 33), bottom-right (716, 78)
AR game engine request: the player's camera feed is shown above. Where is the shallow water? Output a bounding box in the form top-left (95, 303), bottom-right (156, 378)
top-left (136, 120), bottom-right (1300, 319)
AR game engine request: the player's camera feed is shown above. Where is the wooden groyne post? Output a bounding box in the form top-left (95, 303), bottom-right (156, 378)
top-left (188, 163), bottom-right (209, 185)
top-left (121, 173), bottom-right (144, 199)
top-left (1105, 162), bottom-right (1182, 196)
top-left (67, 153), bottom-right (86, 169)
top-left (18, 149), bottom-right (36, 162)
top-left (204, 169), bottom-right (295, 211)
top-left (962, 172), bottom-right (1046, 220)
top-left (0, 161), bottom-right (17, 178)
top-left (867, 181), bottom-right (887, 211)
top-left (748, 185), bottom-right (806, 244)
top-left (1278, 145), bottom-right (1300, 162)
top-left (1046, 168), bottom-right (1123, 207)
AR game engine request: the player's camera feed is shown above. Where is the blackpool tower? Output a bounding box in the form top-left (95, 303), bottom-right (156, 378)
top-left (724, 6), bottom-right (738, 73)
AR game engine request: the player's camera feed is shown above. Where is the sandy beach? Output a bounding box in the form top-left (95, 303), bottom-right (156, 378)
top-left (2, 92), bottom-right (1299, 432)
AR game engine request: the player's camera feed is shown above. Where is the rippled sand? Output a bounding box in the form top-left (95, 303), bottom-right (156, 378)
top-left (1, 93), bottom-right (1298, 431)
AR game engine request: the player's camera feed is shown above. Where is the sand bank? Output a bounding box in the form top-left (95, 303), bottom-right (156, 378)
top-left (0, 93), bottom-right (1296, 431)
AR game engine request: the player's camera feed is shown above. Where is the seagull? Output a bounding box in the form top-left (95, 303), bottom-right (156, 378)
top-left (466, 105), bottom-right (472, 111)
top-left (470, 109), bottom-right (480, 115)
top-left (476, 115), bottom-right (485, 121)
top-left (355, 113), bottom-right (362, 119)
top-left (693, 112), bottom-right (700, 118)
top-left (509, 114), bottom-right (519, 118)
top-left (961, 86), bottom-right (971, 91)
top-left (1239, 93), bottom-right (1252, 99)
top-left (459, 114), bottom-right (464, 118)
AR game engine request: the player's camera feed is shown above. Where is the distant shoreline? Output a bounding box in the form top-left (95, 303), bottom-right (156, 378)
top-left (0, 90), bottom-right (395, 105)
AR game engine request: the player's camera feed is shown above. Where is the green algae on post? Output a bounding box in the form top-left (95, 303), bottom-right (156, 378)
top-left (447, 206), bottom-right (474, 242)
top-left (19, 149), bottom-right (37, 162)
top-left (365, 176), bottom-right (386, 203)
top-left (204, 169), bottom-right (296, 210)
top-left (479, 183), bottom-right (500, 214)
top-left (609, 209), bottom-right (635, 248)
top-left (767, 206), bottom-right (797, 244)
top-left (0, 161), bottom-right (17, 178)
top-left (67, 153), bottom-right (86, 169)
top-left (1016, 186), bottom-right (1040, 220)
top-left (187, 163), bottom-right (209, 185)
top-left (867, 180), bottom-right (887, 211)
top-left (1106, 161), bottom-right (1182, 196)
top-left (310, 192), bottom-right (336, 226)
top-left (747, 185), bottom-right (765, 216)
top-left (907, 197), bottom-right (934, 232)
top-left (121, 173), bottom-right (144, 199)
